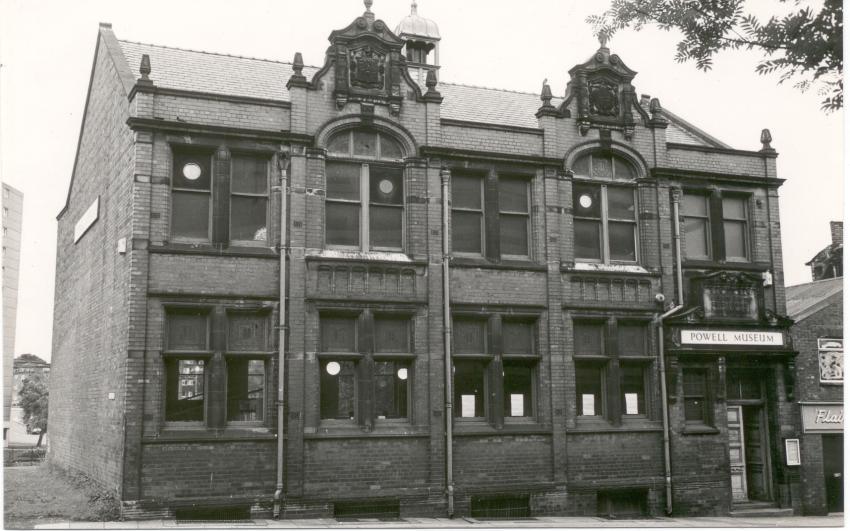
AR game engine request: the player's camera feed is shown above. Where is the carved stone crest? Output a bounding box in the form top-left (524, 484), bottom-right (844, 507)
top-left (349, 46), bottom-right (386, 90)
top-left (694, 271), bottom-right (762, 321)
top-left (588, 80), bottom-right (619, 116)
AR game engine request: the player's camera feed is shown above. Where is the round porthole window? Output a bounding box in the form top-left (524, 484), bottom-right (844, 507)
top-left (397, 368), bottom-right (408, 380)
top-left (325, 361), bottom-right (341, 376)
top-left (379, 179), bottom-right (394, 195)
top-left (182, 162), bottom-right (202, 181)
top-left (579, 194), bottom-right (593, 208)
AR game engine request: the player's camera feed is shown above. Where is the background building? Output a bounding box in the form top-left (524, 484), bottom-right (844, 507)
top-left (3, 183), bottom-right (24, 444)
top-left (50, 3), bottom-right (799, 520)
top-left (12, 354), bottom-right (51, 406)
top-left (788, 221), bottom-right (843, 515)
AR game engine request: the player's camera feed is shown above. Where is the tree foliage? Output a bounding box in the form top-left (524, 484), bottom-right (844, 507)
top-left (19, 373), bottom-right (49, 447)
top-left (588, 0), bottom-right (843, 112)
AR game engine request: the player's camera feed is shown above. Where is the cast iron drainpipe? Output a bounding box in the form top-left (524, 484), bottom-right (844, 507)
top-left (273, 152), bottom-right (289, 519)
top-left (440, 167), bottom-right (455, 518)
top-left (655, 188), bottom-right (685, 516)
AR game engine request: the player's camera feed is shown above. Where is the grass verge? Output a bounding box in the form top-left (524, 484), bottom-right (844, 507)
top-left (4, 463), bottom-right (120, 529)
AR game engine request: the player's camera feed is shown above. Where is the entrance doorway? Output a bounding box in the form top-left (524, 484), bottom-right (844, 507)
top-left (726, 404), bottom-right (773, 502)
top-left (727, 369), bottom-right (774, 503)
top-left (823, 434), bottom-right (843, 513)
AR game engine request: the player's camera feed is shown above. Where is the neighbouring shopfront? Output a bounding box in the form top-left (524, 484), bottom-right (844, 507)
top-left (801, 402), bottom-right (844, 512)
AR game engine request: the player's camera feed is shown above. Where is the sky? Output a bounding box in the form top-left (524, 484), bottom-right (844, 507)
top-left (0, 0), bottom-right (843, 361)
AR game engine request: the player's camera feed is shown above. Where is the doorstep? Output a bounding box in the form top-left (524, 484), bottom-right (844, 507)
top-left (730, 501), bottom-right (793, 518)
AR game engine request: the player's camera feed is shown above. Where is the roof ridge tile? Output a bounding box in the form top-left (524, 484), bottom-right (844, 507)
top-left (440, 81), bottom-right (537, 96)
top-left (118, 39), bottom-right (322, 69)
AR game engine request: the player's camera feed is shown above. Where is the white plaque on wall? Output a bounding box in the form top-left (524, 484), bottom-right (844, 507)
top-left (74, 196), bottom-right (100, 243)
top-left (461, 395), bottom-right (476, 418)
top-left (625, 393), bottom-right (639, 415)
top-left (510, 394), bottom-right (524, 417)
top-left (785, 439), bottom-right (801, 466)
top-left (582, 394), bottom-right (595, 416)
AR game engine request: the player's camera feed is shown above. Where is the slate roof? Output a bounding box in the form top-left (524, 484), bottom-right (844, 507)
top-left (117, 40), bottom-right (721, 146)
top-left (785, 277), bottom-right (844, 321)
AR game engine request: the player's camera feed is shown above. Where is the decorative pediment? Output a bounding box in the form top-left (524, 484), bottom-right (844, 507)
top-left (560, 40), bottom-right (650, 139)
top-left (669, 270), bottom-right (793, 327)
top-left (319, 3), bottom-right (407, 115)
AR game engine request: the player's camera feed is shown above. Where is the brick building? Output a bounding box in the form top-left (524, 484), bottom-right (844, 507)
top-left (50, 2), bottom-right (802, 520)
top-left (3, 183), bottom-right (24, 444)
top-left (788, 222), bottom-right (844, 515)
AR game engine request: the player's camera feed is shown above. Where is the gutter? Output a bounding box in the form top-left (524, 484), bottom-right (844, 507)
top-left (440, 167), bottom-right (455, 518)
top-left (273, 151), bottom-right (289, 519)
top-left (654, 188), bottom-right (685, 516)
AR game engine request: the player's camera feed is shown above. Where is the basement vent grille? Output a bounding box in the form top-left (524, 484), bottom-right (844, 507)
top-left (333, 499), bottom-right (401, 520)
top-left (470, 495), bottom-right (531, 519)
top-left (174, 505), bottom-right (252, 523)
top-left (597, 489), bottom-right (649, 519)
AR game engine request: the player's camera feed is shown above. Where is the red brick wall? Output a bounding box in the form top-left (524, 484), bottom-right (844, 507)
top-left (55, 22), bottom-right (795, 519)
top-left (49, 27), bottom-right (136, 493)
top-left (792, 293), bottom-right (843, 515)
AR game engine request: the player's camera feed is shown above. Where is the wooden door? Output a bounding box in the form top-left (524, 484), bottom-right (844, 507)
top-left (727, 405), bottom-right (748, 502)
top-left (823, 435), bottom-right (844, 512)
top-left (743, 405), bottom-right (770, 501)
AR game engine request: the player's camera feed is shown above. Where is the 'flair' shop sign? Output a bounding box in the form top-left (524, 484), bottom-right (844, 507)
top-left (801, 404), bottom-right (844, 433)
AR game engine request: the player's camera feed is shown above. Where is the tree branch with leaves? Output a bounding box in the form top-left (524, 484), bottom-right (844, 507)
top-left (19, 374), bottom-right (49, 447)
top-left (587, 0), bottom-right (843, 112)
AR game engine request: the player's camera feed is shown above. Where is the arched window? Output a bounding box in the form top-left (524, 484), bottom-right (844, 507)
top-left (571, 152), bottom-right (639, 262)
top-left (325, 129), bottom-right (404, 251)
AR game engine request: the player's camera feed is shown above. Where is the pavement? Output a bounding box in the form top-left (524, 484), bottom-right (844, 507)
top-left (32, 513), bottom-right (844, 529)
top-left (6, 406), bottom-right (46, 447)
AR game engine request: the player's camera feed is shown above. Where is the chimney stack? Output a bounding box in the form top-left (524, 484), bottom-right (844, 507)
top-left (830, 221), bottom-right (843, 245)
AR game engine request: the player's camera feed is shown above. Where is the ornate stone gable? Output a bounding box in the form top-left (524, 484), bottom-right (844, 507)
top-left (560, 41), bottom-right (650, 139)
top-left (315, 4), bottom-right (411, 115)
top-left (670, 270), bottom-right (793, 328)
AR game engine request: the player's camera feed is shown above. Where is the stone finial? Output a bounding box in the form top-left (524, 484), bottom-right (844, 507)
top-left (760, 128), bottom-right (773, 150)
top-left (598, 31), bottom-right (609, 49)
top-left (423, 68), bottom-right (442, 102)
top-left (293, 52), bottom-right (304, 76)
top-left (140, 54), bottom-right (151, 80)
top-left (287, 52), bottom-right (309, 89)
top-left (411, 0), bottom-right (417, 15)
top-left (364, 0), bottom-right (373, 12)
top-left (649, 97), bottom-right (661, 116)
top-left (541, 79), bottom-right (553, 106)
top-left (536, 78), bottom-right (560, 118)
top-left (426, 68), bottom-right (437, 90)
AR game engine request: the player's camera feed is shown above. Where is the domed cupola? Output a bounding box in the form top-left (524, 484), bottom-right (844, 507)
top-left (394, 1), bottom-right (440, 83)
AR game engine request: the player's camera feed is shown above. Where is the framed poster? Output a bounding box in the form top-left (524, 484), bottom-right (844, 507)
top-left (785, 438), bottom-right (801, 466)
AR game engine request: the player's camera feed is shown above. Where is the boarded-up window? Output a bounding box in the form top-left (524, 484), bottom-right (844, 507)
top-left (503, 321), bottom-right (534, 355)
top-left (454, 359), bottom-right (486, 418)
top-left (228, 313), bottom-right (268, 352)
top-left (321, 316), bottom-right (357, 353)
top-left (454, 319), bottom-right (487, 354)
top-left (375, 317), bottom-right (410, 353)
top-left (167, 310), bottom-right (208, 351)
